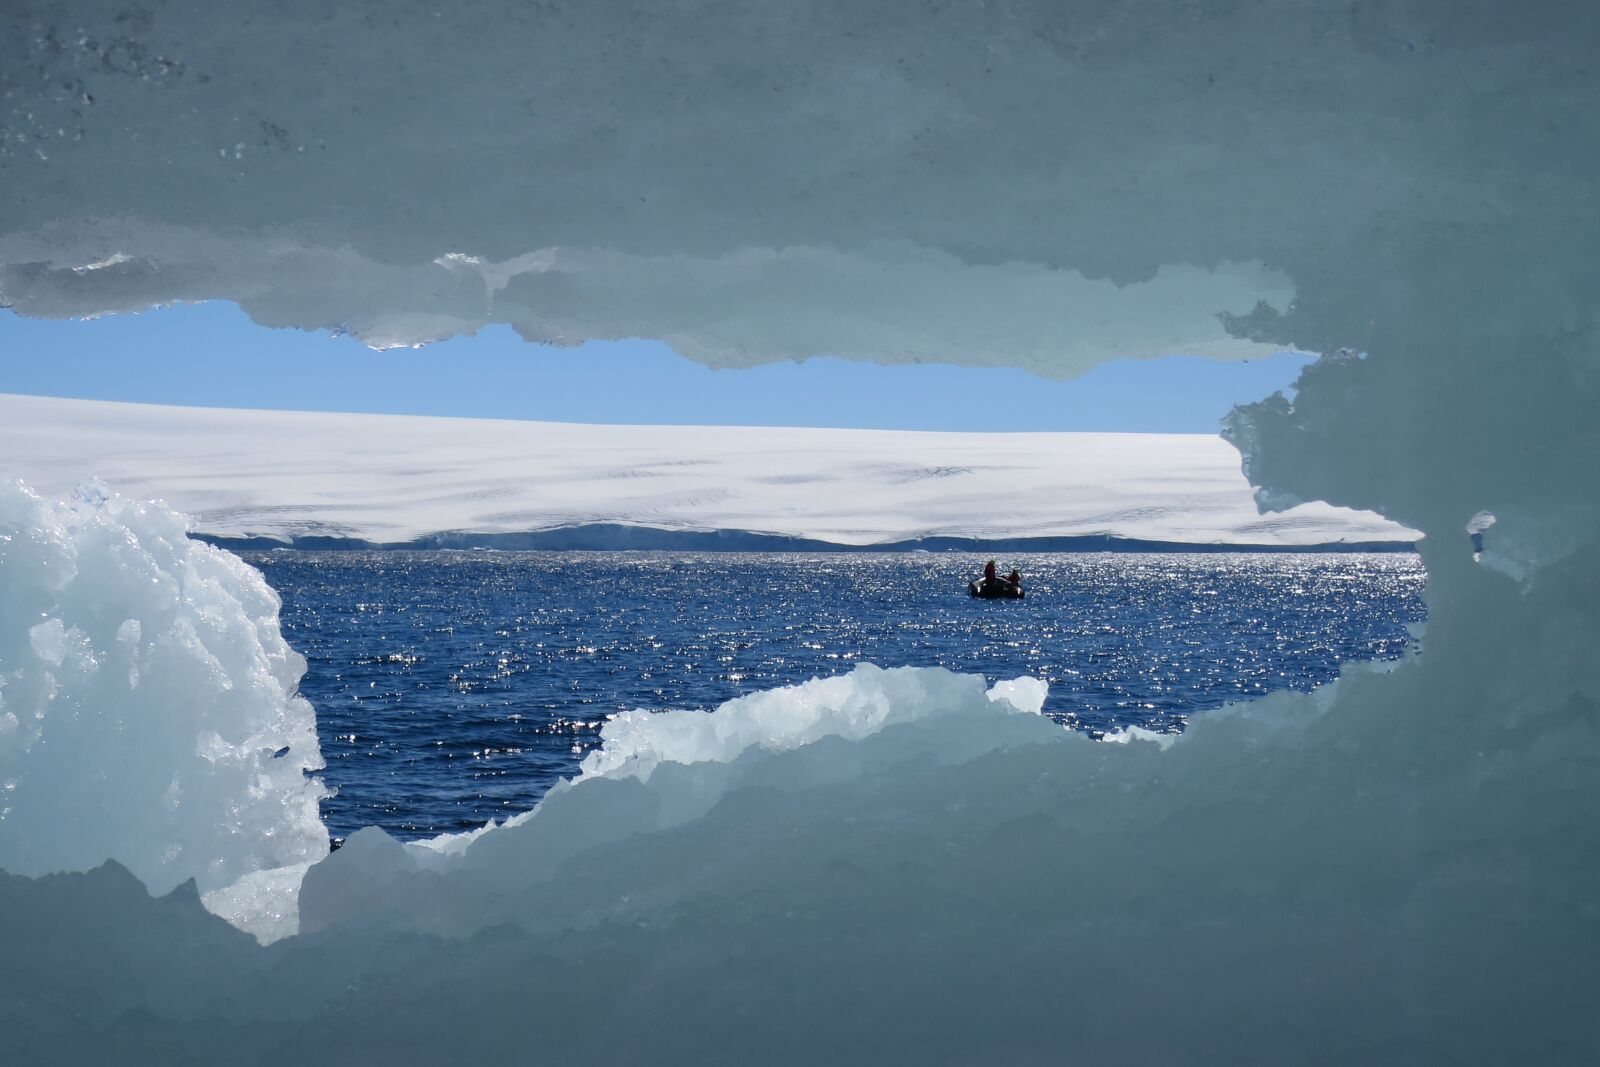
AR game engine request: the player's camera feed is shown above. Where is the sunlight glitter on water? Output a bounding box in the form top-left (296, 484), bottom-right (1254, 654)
top-left (249, 550), bottom-right (1426, 840)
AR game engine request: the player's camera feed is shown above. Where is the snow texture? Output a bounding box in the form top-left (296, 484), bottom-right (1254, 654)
top-left (3, 1), bottom-right (1600, 1064)
top-left (0, 393), bottom-right (1415, 548)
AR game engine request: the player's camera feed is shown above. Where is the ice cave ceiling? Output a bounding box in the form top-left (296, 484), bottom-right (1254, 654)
top-left (3, 0), bottom-right (1596, 377)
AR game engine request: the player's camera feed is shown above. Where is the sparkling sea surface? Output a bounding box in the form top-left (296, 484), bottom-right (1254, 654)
top-left (247, 550), bottom-right (1427, 842)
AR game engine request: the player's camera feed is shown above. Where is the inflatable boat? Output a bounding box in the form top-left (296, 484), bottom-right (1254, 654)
top-left (969, 577), bottom-right (1024, 599)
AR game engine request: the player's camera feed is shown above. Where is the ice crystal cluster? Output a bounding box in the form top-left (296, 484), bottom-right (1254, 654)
top-left (0, 482), bottom-right (328, 907)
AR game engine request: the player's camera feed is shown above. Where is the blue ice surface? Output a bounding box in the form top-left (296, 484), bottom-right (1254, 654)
top-left (247, 550), bottom-right (1426, 842)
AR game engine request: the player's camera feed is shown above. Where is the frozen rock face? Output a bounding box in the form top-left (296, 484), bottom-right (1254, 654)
top-left (1, 1), bottom-right (1599, 1064)
top-left (0, 482), bottom-right (328, 894)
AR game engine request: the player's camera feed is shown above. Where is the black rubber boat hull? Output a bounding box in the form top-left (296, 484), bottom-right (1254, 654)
top-left (969, 579), bottom-right (1024, 599)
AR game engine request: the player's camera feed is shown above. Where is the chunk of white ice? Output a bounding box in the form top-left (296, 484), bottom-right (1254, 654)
top-left (0, 481), bottom-right (328, 897)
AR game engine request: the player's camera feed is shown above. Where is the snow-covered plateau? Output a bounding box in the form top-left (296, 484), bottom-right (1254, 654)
top-left (2, 1), bottom-right (1598, 1064)
top-left (0, 392), bottom-right (1415, 548)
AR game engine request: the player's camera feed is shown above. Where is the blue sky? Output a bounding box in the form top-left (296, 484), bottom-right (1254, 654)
top-left (0, 302), bottom-right (1310, 433)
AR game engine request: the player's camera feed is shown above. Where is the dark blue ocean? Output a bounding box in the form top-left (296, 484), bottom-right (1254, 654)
top-left (248, 550), bottom-right (1427, 842)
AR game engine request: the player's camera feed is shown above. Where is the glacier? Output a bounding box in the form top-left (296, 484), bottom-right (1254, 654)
top-left (0, 393), bottom-right (1416, 548)
top-left (2, 1), bottom-right (1599, 1063)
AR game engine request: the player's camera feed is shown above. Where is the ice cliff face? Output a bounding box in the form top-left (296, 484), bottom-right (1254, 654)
top-left (2, 2), bottom-right (1598, 1064)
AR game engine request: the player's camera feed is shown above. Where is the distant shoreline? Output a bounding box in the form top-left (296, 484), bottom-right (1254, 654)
top-left (198, 522), bottom-right (1417, 554)
top-left (2, 394), bottom-right (1424, 552)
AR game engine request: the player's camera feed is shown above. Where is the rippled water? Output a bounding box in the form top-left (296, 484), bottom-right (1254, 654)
top-left (248, 550), bottom-right (1427, 841)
